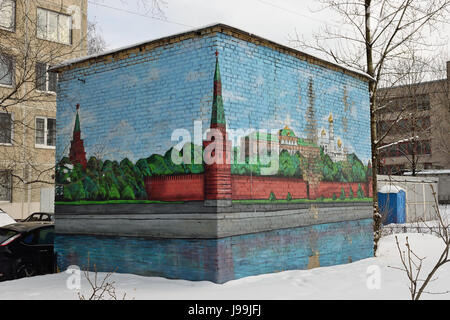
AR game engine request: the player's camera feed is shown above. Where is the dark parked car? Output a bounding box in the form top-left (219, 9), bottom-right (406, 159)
top-left (0, 222), bottom-right (55, 281)
top-left (21, 212), bottom-right (54, 222)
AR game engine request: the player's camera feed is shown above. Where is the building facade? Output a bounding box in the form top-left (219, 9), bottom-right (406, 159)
top-left (52, 24), bottom-right (373, 283)
top-left (377, 61), bottom-right (450, 175)
top-left (0, 0), bottom-right (87, 219)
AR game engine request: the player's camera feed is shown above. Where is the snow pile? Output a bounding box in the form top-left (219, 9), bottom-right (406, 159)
top-left (378, 185), bottom-right (405, 194)
top-left (382, 204), bottom-right (450, 237)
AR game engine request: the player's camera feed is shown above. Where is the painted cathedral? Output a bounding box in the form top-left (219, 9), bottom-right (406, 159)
top-left (318, 113), bottom-right (348, 162)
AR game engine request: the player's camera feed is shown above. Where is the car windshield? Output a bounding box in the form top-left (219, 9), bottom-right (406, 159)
top-left (25, 214), bottom-right (41, 221)
top-left (41, 214), bottom-right (52, 221)
top-left (0, 229), bottom-right (18, 244)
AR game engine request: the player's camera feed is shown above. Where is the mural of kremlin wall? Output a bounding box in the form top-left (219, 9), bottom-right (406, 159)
top-left (53, 25), bottom-right (374, 283)
top-left (56, 53), bottom-right (372, 204)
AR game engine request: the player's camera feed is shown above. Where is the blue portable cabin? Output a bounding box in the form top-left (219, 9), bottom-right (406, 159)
top-left (378, 185), bottom-right (406, 225)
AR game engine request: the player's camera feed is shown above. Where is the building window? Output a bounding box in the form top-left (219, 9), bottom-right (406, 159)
top-left (0, 112), bottom-right (12, 144)
top-left (36, 8), bottom-right (71, 45)
top-left (417, 95), bottom-right (430, 111)
top-left (0, 170), bottom-right (11, 202)
top-left (424, 163), bottom-right (433, 170)
top-left (35, 117), bottom-right (56, 148)
top-left (36, 62), bottom-right (57, 92)
top-left (0, 0), bottom-right (15, 31)
top-left (0, 53), bottom-right (13, 86)
top-left (420, 140), bottom-right (431, 155)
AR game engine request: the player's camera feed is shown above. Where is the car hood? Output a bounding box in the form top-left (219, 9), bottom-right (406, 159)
top-left (1, 221), bottom-right (54, 232)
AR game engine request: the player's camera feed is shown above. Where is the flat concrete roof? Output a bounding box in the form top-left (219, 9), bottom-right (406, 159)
top-left (50, 23), bottom-right (373, 82)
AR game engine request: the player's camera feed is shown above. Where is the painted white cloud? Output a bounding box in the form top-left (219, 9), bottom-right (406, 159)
top-left (222, 90), bottom-right (247, 102)
top-left (186, 70), bottom-right (206, 82)
top-left (145, 68), bottom-right (160, 82)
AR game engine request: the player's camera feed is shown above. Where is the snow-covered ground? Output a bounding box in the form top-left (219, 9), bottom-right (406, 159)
top-left (382, 204), bottom-right (450, 237)
top-left (1, 207), bottom-right (449, 300)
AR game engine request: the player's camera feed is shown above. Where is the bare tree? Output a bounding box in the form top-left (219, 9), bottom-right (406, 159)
top-left (291, 0), bottom-right (450, 254)
top-left (138, 0), bottom-right (168, 18)
top-left (0, 1), bottom-right (88, 216)
top-left (87, 20), bottom-right (107, 55)
top-left (78, 256), bottom-right (128, 300)
top-left (87, 1), bottom-right (168, 56)
top-left (91, 0), bottom-right (168, 18)
top-left (377, 54), bottom-right (435, 175)
top-left (377, 54), bottom-right (450, 175)
top-left (390, 185), bottom-right (450, 300)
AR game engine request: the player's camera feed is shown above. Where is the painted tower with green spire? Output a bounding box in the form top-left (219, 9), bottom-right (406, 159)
top-left (203, 51), bottom-right (232, 205)
top-left (69, 104), bottom-right (87, 169)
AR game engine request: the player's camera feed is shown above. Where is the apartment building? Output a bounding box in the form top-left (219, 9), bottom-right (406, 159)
top-left (376, 61), bottom-right (450, 175)
top-left (0, 0), bottom-right (87, 219)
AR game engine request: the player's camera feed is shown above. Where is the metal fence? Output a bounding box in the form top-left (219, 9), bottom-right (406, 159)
top-left (378, 175), bottom-right (439, 223)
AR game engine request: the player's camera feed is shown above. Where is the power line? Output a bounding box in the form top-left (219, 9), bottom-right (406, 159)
top-left (253, 0), bottom-right (336, 26)
top-left (87, 1), bottom-right (193, 28)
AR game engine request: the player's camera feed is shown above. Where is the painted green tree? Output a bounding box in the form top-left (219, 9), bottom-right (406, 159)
top-left (340, 187), bottom-right (346, 200)
top-left (357, 184), bottom-right (365, 199)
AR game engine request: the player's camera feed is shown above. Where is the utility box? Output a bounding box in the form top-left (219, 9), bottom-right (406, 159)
top-left (51, 24), bottom-right (374, 283)
top-left (378, 185), bottom-right (406, 225)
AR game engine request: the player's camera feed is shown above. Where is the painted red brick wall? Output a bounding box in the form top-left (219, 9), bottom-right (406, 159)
top-left (310, 181), bottom-right (372, 199)
top-left (145, 174), bottom-right (372, 201)
top-left (145, 174), bottom-right (205, 201)
top-left (231, 175), bottom-right (308, 200)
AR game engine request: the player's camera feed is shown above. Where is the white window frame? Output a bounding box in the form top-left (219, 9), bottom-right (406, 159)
top-left (35, 62), bottom-right (57, 94)
top-left (0, 169), bottom-right (12, 203)
top-left (36, 7), bottom-right (72, 45)
top-left (35, 117), bottom-right (56, 149)
top-left (0, 111), bottom-right (13, 146)
top-left (0, 0), bottom-right (15, 32)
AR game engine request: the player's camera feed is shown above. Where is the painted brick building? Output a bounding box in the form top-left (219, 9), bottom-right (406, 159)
top-left (52, 24), bottom-right (373, 283)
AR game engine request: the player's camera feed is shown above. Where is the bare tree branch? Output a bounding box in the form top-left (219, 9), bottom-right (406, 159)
top-left (289, 0), bottom-right (450, 254)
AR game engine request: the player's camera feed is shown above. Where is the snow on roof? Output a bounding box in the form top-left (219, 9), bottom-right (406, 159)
top-left (49, 23), bottom-right (374, 81)
top-left (378, 185), bottom-right (405, 194)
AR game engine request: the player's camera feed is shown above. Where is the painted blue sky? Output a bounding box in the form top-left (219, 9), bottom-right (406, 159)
top-left (56, 31), bottom-right (371, 166)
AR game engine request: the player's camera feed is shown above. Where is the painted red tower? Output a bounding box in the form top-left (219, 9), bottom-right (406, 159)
top-left (69, 104), bottom-right (87, 169)
top-left (203, 51), bottom-right (232, 206)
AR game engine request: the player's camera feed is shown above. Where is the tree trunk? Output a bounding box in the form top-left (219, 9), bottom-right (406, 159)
top-left (370, 88), bottom-right (382, 255)
top-left (365, 0), bottom-right (382, 256)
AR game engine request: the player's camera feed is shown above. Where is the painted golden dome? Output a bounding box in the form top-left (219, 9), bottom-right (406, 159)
top-left (321, 129), bottom-right (326, 136)
top-left (337, 138), bottom-right (342, 148)
top-left (328, 113), bottom-right (333, 123)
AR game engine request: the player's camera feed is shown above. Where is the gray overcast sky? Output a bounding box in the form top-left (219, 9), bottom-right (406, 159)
top-left (88, 0), bottom-right (449, 64)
